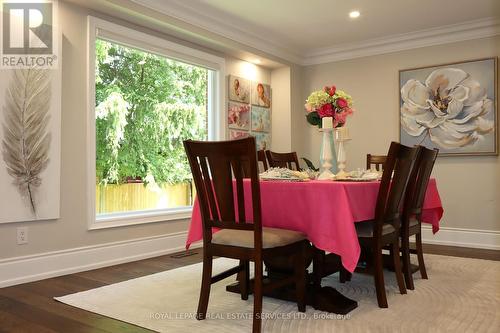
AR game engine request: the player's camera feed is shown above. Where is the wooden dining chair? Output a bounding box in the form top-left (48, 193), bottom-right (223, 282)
top-left (257, 149), bottom-right (269, 171)
top-left (366, 154), bottom-right (387, 171)
top-left (401, 146), bottom-right (439, 290)
top-left (355, 142), bottom-right (421, 308)
top-left (183, 137), bottom-right (308, 333)
top-left (265, 150), bottom-right (301, 170)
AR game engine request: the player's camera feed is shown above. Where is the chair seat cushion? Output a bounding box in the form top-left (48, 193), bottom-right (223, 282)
top-left (212, 227), bottom-right (306, 249)
top-left (409, 218), bottom-right (419, 228)
top-left (355, 220), bottom-right (396, 238)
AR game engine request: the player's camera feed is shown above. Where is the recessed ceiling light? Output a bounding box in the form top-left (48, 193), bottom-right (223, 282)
top-left (349, 10), bottom-right (360, 19)
top-left (253, 59), bottom-right (262, 64)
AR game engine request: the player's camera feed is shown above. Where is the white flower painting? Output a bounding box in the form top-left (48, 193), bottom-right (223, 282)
top-left (399, 58), bottom-right (497, 155)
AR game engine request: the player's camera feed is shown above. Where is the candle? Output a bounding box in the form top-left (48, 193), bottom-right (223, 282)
top-left (322, 117), bottom-right (333, 129)
top-left (336, 126), bottom-right (350, 140)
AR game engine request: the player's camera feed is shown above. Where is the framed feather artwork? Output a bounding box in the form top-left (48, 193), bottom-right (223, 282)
top-left (0, 67), bottom-right (61, 223)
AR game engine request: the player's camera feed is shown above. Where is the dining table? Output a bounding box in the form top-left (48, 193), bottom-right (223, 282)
top-left (186, 178), bottom-right (443, 270)
top-left (185, 178), bottom-right (444, 313)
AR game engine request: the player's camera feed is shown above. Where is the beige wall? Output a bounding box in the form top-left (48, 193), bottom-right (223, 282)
top-left (224, 57), bottom-right (271, 146)
top-left (0, 2), bottom-right (276, 260)
top-left (225, 58), bottom-right (294, 152)
top-left (2, 1), bottom-right (496, 263)
top-left (225, 57), bottom-right (271, 84)
top-left (291, 65), bottom-right (305, 155)
top-left (296, 36), bottom-right (500, 231)
top-left (0, 2), bottom-right (187, 259)
top-left (271, 67), bottom-right (292, 152)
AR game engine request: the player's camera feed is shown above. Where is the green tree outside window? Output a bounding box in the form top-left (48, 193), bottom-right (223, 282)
top-left (95, 39), bottom-right (208, 188)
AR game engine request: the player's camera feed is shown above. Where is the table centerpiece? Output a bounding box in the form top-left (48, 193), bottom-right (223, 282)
top-left (305, 85), bottom-right (354, 179)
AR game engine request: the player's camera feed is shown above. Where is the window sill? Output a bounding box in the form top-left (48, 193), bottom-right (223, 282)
top-left (89, 207), bottom-right (193, 230)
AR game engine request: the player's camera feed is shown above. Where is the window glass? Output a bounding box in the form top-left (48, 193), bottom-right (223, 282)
top-left (94, 39), bottom-right (208, 217)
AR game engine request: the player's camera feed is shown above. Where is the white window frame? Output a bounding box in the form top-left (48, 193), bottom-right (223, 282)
top-left (87, 16), bottom-right (225, 230)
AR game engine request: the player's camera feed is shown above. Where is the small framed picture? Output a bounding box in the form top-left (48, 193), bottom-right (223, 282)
top-left (252, 132), bottom-right (271, 150)
top-left (229, 129), bottom-right (250, 140)
top-left (251, 82), bottom-right (271, 108)
top-left (251, 106), bottom-right (270, 132)
top-left (228, 102), bottom-right (250, 130)
top-left (228, 75), bottom-right (250, 103)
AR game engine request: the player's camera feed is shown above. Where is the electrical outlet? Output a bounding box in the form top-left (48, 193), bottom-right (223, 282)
top-left (17, 227), bottom-right (28, 245)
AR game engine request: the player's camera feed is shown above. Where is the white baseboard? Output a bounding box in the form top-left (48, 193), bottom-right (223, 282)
top-left (421, 225), bottom-right (500, 250)
top-left (0, 232), bottom-right (202, 288)
top-left (1, 227), bottom-right (497, 288)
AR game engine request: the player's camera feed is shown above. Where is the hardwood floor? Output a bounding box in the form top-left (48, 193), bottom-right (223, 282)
top-left (421, 243), bottom-right (500, 261)
top-left (0, 245), bottom-right (497, 333)
top-left (0, 251), bottom-right (203, 333)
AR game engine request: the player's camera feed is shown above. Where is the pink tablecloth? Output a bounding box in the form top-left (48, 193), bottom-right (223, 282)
top-left (186, 179), bottom-right (443, 273)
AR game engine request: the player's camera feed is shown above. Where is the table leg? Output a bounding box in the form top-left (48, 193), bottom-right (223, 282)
top-left (226, 247), bottom-right (358, 315)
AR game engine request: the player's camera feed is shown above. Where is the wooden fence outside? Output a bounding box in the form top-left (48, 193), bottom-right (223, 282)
top-left (96, 182), bottom-right (194, 214)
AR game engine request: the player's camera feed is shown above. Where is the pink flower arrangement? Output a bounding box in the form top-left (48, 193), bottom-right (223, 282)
top-left (305, 85), bottom-right (354, 128)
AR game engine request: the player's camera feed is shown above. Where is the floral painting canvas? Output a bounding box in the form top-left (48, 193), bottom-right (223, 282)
top-left (251, 106), bottom-right (270, 132)
top-left (251, 82), bottom-right (271, 108)
top-left (228, 102), bottom-right (250, 130)
top-left (399, 58), bottom-right (497, 156)
top-left (228, 75), bottom-right (250, 103)
top-left (229, 129), bottom-right (250, 140)
top-left (252, 132), bottom-right (271, 150)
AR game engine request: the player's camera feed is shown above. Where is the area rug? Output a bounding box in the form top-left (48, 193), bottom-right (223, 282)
top-left (55, 254), bottom-right (500, 332)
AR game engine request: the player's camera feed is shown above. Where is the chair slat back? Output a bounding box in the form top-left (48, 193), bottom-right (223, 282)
top-left (367, 154), bottom-right (387, 171)
top-left (184, 138), bottom-right (262, 241)
top-left (374, 142), bottom-right (420, 237)
top-left (405, 147), bottom-right (439, 218)
top-left (266, 150), bottom-right (301, 170)
top-left (257, 150), bottom-right (269, 171)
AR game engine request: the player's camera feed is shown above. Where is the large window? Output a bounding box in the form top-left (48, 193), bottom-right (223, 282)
top-left (88, 17), bottom-right (225, 229)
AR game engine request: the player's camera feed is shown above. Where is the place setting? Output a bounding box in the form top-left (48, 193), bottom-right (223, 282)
top-left (259, 167), bottom-right (311, 182)
top-left (333, 169), bottom-right (381, 182)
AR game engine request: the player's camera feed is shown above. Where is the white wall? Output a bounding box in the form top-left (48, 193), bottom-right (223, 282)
top-left (297, 36), bottom-right (500, 232)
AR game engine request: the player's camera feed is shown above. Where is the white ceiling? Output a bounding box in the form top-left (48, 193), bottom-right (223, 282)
top-left (127, 0), bottom-right (500, 65)
top-left (175, 0), bottom-right (499, 49)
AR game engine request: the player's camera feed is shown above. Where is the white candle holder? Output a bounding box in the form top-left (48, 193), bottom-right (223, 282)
top-left (317, 127), bottom-right (335, 180)
top-left (335, 127), bottom-right (351, 179)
